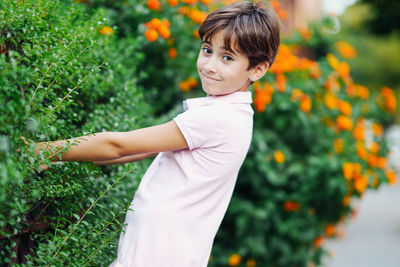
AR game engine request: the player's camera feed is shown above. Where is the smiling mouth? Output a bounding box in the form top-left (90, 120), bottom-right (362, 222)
top-left (202, 73), bottom-right (220, 81)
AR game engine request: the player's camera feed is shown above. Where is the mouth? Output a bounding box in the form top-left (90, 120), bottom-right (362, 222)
top-left (201, 73), bottom-right (220, 82)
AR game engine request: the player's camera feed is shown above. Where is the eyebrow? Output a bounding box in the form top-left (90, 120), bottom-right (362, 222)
top-left (202, 40), bottom-right (238, 56)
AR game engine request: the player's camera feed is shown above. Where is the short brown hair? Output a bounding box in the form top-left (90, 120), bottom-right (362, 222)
top-left (199, 1), bottom-right (281, 70)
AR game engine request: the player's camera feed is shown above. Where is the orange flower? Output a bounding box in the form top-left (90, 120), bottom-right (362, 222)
top-left (356, 85), bottom-right (369, 99)
top-left (353, 125), bottom-right (364, 141)
top-left (253, 82), bottom-right (274, 112)
top-left (310, 62), bottom-right (321, 79)
top-left (200, 0), bottom-right (212, 4)
top-left (283, 201), bottom-right (301, 212)
top-left (179, 77), bottom-right (198, 91)
top-left (246, 258), bottom-right (256, 267)
top-left (158, 25), bottom-right (171, 39)
top-left (291, 88), bottom-right (303, 102)
top-left (168, 47), bottom-right (177, 59)
top-left (274, 150), bottom-right (285, 164)
top-left (337, 62), bottom-right (350, 79)
top-left (385, 169), bottom-right (397, 185)
top-left (356, 143), bottom-right (368, 160)
top-left (188, 9), bottom-right (208, 24)
top-left (333, 138), bottom-right (344, 154)
top-left (276, 73), bottom-right (286, 92)
top-left (342, 162), bottom-right (354, 180)
top-left (313, 236), bottom-right (324, 248)
top-left (193, 30), bottom-right (200, 38)
top-left (369, 142), bottom-right (379, 154)
top-left (380, 87), bottom-right (397, 114)
top-left (336, 115), bottom-right (353, 131)
top-left (336, 41), bottom-right (357, 59)
top-left (324, 93), bottom-right (337, 109)
top-left (367, 154), bottom-right (378, 168)
top-left (167, 0), bottom-right (179, 6)
top-left (300, 95), bottom-right (312, 113)
top-left (186, 77), bottom-right (198, 87)
top-left (372, 123), bottom-right (383, 136)
top-left (342, 195), bottom-right (350, 206)
top-left (337, 100), bottom-right (352, 116)
top-left (228, 254), bottom-right (241, 266)
top-left (325, 224), bottom-right (335, 237)
top-left (144, 29), bottom-right (158, 42)
top-left (326, 53), bottom-right (339, 70)
top-left (146, 18), bottom-right (163, 30)
top-left (99, 26), bottom-right (113, 35)
top-left (147, 0), bottom-right (161, 10)
top-left (377, 157), bottom-right (387, 169)
top-left (354, 175), bottom-right (368, 193)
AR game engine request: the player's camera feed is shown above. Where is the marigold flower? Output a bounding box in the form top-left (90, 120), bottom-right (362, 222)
top-left (167, 0), bottom-right (179, 6)
top-left (179, 81), bottom-right (190, 91)
top-left (326, 53), bottom-right (339, 70)
top-left (377, 157), bottom-right (387, 169)
top-left (146, 18), bottom-right (163, 31)
top-left (291, 88), bottom-right (303, 102)
top-left (356, 85), bottom-right (369, 99)
top-left (300, 95), bottom-right (312, 113)
top-left (193, 30), bottom-right (200, 38)
top-left (158, 25), bottom-right (171, 39)
top-left (333, 138), bottom-right (344, 154)
top-left (186, 77), bottom-right (198, 87)
top-left (145, 29), bottom-right (158, 42)
top-left (274, 150), bottom-right (285, 164)
top-left (343, 162), bottom-right (354, 180)
top-left (369, 142), bottom-right (379, 154)
top-left (356, 143), bottom-right (368, 160)
top-left (99, 26), bottom-right (113, 35)
top-left (228, 254), bottom-right (241, 266)
top-left (147, 0), bottom-right (161, 10)
top-left (325, 224), bottom-right (335, 237)
top-left (337, 62), bottom-right (350, 79)
top-left (367, 154), bottom-right (378, 168)
top-left (283, 201), bottom-right (301, 212)
top-left (168, 47), bottom-right (177, 59)
top-left (337, 100), bottom-right (352, 116)
top-left (385, 169), bottom-right (397, 185)
top-left (189, 9), bottom-right (208, 24)
top-left (276, 73), bottom-right (286, 92)
top-left (342, 195), bottom-right (350, 206)
top-left (346, 83), bottom-right (356, 97)
top-left (372, 123), bottom-right (383, 136)
top-left (253, 82), bottom-right (274, 112)
top-left (200, 0), bottom-right (212, 4)
top-left (336, 41), bottom-right (357, 59)
top-left (336, 115), bottom-right (353, 131)
top-left (324, 94), bottom-right (337, 109)
top-left (313, 236), bottom-right (324, 248)
top-left (353, 125), bottom-right (364, 141)
top-left (310, 62), bottom-right (321, 79)
top-left (354, 175), bottom-right (368, 193)
top-left (246, 258), bottom-right (256, 267)
top-left (299, 27), bottom-right (312, 41)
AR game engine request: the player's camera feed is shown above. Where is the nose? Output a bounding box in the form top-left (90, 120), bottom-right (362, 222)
top-left (202, 54), bottom-right (217, 74)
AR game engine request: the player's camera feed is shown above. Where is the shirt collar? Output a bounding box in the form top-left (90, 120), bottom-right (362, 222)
top-left (183, 91), bottom-right (252, 111)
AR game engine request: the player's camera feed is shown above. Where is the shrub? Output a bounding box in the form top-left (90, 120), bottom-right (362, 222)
top-left (0, 0), bottom-right (150, 265)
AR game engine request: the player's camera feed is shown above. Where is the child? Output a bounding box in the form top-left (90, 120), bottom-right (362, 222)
top-left (35, 1), bottom-right (280, 266)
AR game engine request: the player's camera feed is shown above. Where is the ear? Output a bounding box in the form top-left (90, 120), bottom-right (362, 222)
top-left (249, 62), bottom-right (269, 82)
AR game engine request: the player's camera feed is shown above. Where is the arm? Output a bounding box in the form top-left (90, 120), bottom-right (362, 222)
top-left (34, 121), bottom-right (188, 162)
top-left (94, 152), bottom-right (158, 166)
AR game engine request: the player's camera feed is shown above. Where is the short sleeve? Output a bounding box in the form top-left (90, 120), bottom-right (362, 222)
top-left (173, 106), bottom-right (224, 150)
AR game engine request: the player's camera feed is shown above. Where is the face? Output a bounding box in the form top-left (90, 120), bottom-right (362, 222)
top-left (196, 30), bottom-right (255, 96)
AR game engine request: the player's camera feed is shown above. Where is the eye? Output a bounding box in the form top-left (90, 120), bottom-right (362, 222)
top-left (202, 47), bottom-right (212, 55)
top-left (222, 55), bottom-right (233, 62)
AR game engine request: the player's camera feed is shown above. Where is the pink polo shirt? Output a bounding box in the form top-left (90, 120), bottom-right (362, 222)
top-left (111, 91), bottom-right (254, 267)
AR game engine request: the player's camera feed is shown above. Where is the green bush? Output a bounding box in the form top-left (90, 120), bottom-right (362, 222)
top-left (0, 0), bottom-right (151, 265)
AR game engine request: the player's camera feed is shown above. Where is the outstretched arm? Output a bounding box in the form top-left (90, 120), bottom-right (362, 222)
top-left (94, 152), bottom-right (158, 166)
top-left (34, 121), bottom-right (188, 163)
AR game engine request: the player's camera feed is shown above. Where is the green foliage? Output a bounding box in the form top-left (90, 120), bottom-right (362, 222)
top-left (0, 0), bottom-right (150, 265)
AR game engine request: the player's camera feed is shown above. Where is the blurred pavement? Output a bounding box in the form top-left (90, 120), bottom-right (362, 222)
top-left (324, 125), bottom-right (400, 267)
